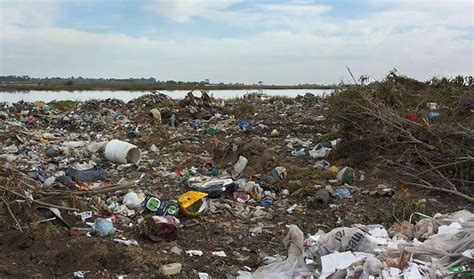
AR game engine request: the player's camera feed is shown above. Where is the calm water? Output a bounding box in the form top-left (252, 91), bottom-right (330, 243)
top-left (0, 89), bottom-right (331, 103)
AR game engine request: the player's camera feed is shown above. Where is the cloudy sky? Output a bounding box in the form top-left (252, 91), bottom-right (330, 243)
top-left (0, 0), bottom-right (473, 84)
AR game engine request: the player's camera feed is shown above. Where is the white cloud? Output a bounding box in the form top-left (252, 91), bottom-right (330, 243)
top-left (259, 3), bottom-right (330, 14)
top-left (0, 0), bottom-right (472, 83)
top-left (145, 0), bottom-right (240, 22)
top-left (0, 0), bottom-right (61, 27)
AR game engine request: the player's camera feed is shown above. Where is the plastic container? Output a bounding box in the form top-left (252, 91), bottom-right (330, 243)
top-left (179, 191), bottom-right (208, 217)
top-left (313, 188), bottom-right (330, 208)
top-left (143, 195), bottom-right (179, 216)
top-left (104, 139), bottom-right (142, 164)
top-left (233, 156), bottom-right (248, 175)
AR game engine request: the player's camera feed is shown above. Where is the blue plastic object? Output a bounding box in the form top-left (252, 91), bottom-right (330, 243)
top-left (260, 197), bottom-right (273, 207)
top-left (335, 188), bottom-right (351, 199)
top-left (93, 218), bottom-right (116, 237)
top-left (237, 121), bottom-right (251, 128)
top-left (428, 112), bottom-right (440, 119)
top-left (210, 167), bottom-right (219, 176)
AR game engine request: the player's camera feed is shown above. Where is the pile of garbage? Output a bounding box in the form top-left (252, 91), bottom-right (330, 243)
top-left (0, 91), bottom-right (291, 222)
top-left (238, 210), bottom-right (474, 278)
top-left (0, 80), bottom-right (472, 277)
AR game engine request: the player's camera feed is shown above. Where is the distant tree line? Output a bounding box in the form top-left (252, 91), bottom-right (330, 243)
top-left (0, 75), bottom-right (331, 87)
top-left (0, 75), bottom-right (214, 85)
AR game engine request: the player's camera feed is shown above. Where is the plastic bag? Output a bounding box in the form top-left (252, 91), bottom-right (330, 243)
top-left (93, 218), bottom-right (116, 237)
top-left (317, 227), bottom-right (378, 256)
top-left (65, 165), bottom-right (106, 182)
top-left (238, 225), bottom-right (315, 279)
top-left (249, 258), bottom-right (314, 279)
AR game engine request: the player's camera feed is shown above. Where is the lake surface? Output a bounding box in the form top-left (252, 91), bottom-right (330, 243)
top-left (0, 89), bottom-right (332, 103)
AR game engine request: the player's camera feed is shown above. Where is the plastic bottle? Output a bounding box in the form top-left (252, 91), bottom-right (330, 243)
top-left (233, 156), bottom-right (248, 175)
top-left (169, 114), bottom-right (176, 127)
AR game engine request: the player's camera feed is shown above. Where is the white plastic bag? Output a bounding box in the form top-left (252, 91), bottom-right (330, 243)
top-left (237, 225), bottom-right (316, 279)
top-left (317, 227), bottom-right (378, 256)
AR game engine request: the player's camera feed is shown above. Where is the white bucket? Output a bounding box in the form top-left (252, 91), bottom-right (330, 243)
top-left (104, 139), bottom-right (142, 164)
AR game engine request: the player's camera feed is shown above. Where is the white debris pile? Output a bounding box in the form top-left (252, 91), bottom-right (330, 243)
top-left (238, 210), bottom-right (474, 278)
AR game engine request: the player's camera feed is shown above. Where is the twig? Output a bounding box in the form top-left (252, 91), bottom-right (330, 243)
top-left (1, 197), bottom-right (23, 232)
top-left (416, 158), bottom-right (473, 176)
top-left (450, 179), bottom-right (474, 184)
top-left (0, 186), bottom-right (79, 211)
top-left (388, 159), bottom-right (473, 201)
top-left (64, 181), bottom-right (137, 196)
top-left (414, 146), bottom-right (458, 192)
top-left (351, 98), bottom-right (434, 149)
top-left (31, 217), bottom-right (56, 225)
top-left (403, 181), bottom-right (474, 202)
top-left (40, 181), bottom-right (137, 197)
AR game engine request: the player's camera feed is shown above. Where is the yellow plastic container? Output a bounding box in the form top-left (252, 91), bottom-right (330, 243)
top-left (179, 191), bottom-right (208, 217)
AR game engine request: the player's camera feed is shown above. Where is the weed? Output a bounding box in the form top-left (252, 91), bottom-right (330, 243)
top-left (382, 191), bottom-right (427, 226)
top-left (48, 100), bottom-right (79, 111)
top-left (43, 222), bottom-right (60, 235)
top-left (223, 99), bottom-right (256, 118)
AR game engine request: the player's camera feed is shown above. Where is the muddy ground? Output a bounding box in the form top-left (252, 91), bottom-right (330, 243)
top-left (0, 93), bottom-right (468, 278)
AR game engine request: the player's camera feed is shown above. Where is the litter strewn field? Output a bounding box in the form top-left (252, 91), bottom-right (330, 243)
top-left (0, 74), bottom-right (472, 278)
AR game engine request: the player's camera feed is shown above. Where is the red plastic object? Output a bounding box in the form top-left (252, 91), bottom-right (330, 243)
top-left (405, 113), bottom-right (420, 123)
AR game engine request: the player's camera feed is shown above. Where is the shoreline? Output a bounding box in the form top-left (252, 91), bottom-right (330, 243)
top-left (0, 83), bottom-right (336, 92)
